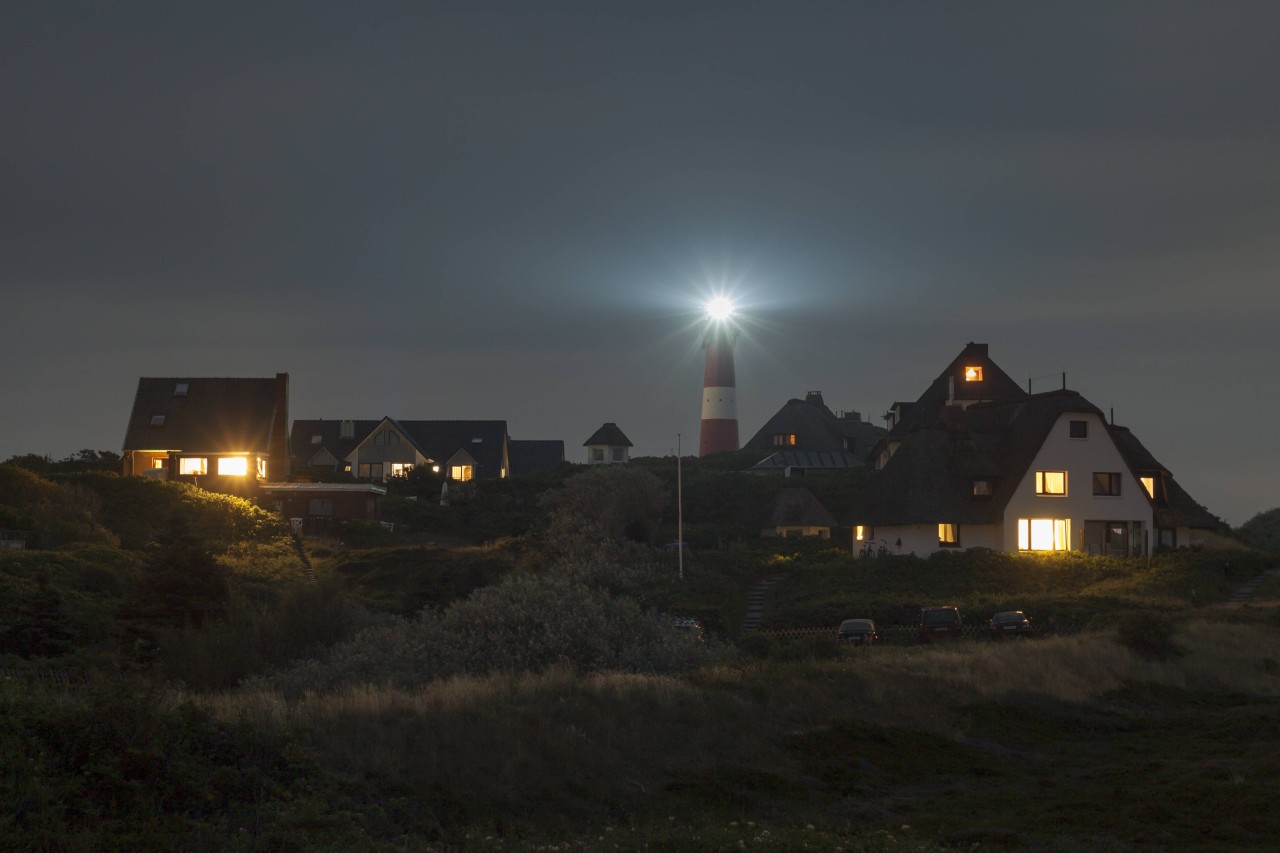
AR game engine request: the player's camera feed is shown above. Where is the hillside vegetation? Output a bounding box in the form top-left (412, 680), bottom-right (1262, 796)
top-left (3, 461), bottom-right (1279, 851)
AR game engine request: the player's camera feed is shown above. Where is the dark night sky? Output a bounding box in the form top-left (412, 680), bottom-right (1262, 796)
top-left (3, 2), bottom-right (1277, 524)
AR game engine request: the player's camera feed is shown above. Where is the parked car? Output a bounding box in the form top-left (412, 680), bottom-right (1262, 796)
top-left (918, 606), bottom-right (963, 642)
top-left (836, 618), bottom-right (879, 646)
top-left (988, 610), bottom-right (1034, 639)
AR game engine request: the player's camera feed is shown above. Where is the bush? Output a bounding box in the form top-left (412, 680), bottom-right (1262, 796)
top-left (1116, 610), bottom-right (1181, 661)
top-left (260, 566), bottom-right (729, 695)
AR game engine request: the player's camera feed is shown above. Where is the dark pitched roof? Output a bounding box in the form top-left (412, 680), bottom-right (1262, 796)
top-left (764, 487), bottom-right (838, 529)
top-left (751, 450), bottom-right (865, 471)
top-left (508, 440), bottom-right (566, 477)
top-left (122, 376), bottom-right (286, 454)
top-left (291, 418), bottom-right (511, 479)
top-left (880, 343), bottom-right (1028, 439)
top-left (859, 390), bottom-right (1102, 526)
top-left (1107, 425), bottom-right (1221, 530)
top-left (583, 423), bottom-right (632, 447)
top-left (290, 419), bottom-right (381, 471)
top-left (745, 392), bottom-right (886, 458)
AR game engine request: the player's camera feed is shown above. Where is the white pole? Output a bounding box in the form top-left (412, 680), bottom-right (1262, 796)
top-left (677, 432), bottom-right (683, 581)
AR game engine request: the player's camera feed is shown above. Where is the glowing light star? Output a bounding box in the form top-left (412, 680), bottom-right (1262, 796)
top-left (705, 296), bottom-right (735, 321)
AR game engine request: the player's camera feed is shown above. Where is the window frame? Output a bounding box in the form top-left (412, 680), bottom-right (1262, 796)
top-left (938, 523), bottom-right (960, 548)
top-left (1092, 471), bottom-right (1122, 496)
top-left (1035, 470), bottom-right (1067, 497)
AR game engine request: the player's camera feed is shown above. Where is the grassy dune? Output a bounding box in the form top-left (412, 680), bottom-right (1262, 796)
top-left (178, 606), bottom-right (1280, 851)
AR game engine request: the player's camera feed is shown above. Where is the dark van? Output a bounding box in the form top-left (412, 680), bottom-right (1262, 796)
top-left (918, 606), bottom-right (963, 642)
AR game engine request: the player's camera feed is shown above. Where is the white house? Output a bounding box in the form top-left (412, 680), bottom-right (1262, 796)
top-left (853, 344), bottom-right (1218, 557)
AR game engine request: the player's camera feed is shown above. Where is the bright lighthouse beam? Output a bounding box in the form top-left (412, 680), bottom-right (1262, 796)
top-left (706, 296), bottom-right (735, 321)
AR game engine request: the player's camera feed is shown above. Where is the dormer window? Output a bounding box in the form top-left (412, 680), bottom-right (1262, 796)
top-left (964, 366), bottom-right (983, 382)
top-left (174, 382), bottom-right (189, 396)
top-left (772, 434), bottom-right (796, 446)
top-left (1140, 476), bottom-right (1156, 499)
top-left (150, 415), bottom-right (166, 426)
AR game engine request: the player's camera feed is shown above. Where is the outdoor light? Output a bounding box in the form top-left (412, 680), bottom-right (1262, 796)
top-left (705, 296), bottom-right (735, 321)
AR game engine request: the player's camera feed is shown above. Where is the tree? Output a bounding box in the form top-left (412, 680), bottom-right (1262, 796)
top-left (541, 467), bottom-right (669, 550)
top-left (1238, 507), bottom-right (1280, 554)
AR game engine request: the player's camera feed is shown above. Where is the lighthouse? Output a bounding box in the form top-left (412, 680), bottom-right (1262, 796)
top-left (699, 298), bottom-right (740, 456)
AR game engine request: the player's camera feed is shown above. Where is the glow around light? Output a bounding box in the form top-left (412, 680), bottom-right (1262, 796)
top-left (705, 296), bottom-right (735, 321)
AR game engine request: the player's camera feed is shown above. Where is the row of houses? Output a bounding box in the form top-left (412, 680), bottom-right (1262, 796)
top-left (758, 343), bottom-right (1218, 556)
top-left (117, 343), bottom-right (1218, 555)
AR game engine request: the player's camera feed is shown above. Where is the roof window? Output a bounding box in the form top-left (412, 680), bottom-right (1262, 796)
top-left (150, 415), bottom-right (166, 426)
top-left (311, 435), bottom-right (322, 444)
top-left (174, 382), bottom-right (189, 396)
top-left (472, 437), bottom-right (483, 443)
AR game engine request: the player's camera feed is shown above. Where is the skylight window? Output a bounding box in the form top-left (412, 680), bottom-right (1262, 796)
top-left (150, 415), bottom-right (166, 426)
top-left (174, 382), bottom-right (189, 396)
top-left (472, 437), bottom-right (483, 443)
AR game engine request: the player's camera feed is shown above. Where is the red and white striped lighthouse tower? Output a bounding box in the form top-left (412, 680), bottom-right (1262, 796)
top-left (699, 302), bottom-right (739, 457)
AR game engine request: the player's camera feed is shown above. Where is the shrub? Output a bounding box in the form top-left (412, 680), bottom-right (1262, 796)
top-left (1116, 610), bottom-right (1181, 661)
top-left (260, 567), bottom-right (728, 696)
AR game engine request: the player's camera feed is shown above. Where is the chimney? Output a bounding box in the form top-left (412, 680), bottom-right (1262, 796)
top-left (270, 373), bottom-right (289, 480)
top-left (805, 391), bottom-right (825, 407)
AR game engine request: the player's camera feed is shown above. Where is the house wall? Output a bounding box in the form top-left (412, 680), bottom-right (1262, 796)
top-left (865, 523), bottom-right (1002, 556)
top-left (1003, 413), bottom-right (1154, 554)
top-left (586, 444), bottom-right (628, 464)
top-left (264, 490), bottom-right (381, 522)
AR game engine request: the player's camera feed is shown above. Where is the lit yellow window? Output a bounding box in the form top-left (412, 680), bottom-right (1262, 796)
top-left (1035, 471), bottom-right (1067, 496)
top-left (151, 458), bottom-right (166, 469)
top-left (451, 465), bottom-right (473, 482)
top-left (855, 525), bottom-right (866, 541)
top-left (179, 457), bottom-right (207, 476)
top-left (964, 366), bottom-right (983, 382)
top-left (391, 463), bottom-right (413, 477)
top-left (1018, 518), bottom-right (1070, 551)
top-left (256, 457), bottom-right (268, 479)
top-left (218, 457), bottom-right (248, 476)
top-left (1140, 477), bottom-right (1155, 498)
top-left (938, 524), bottom-right (959, 546)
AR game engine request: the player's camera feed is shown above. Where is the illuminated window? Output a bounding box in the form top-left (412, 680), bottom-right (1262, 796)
top-left (179, 457), bottom-right (207, 476)
top-left (1069, 420), bottom-right (1088, 439)
top-left (1140, 477), bottom-right (1155, 498)
top-left (431, 464), bottom-right (441, 473)
top-left (451, 465), bottom-right (473, 482)
top-left (257, 457), bottom-right (268, 479)
top-left (1018, 518), bottom-right (1070, 551)
top-left (972, 479), bottom-right (992, 497)
top-left (150, 415), bottom-right (166, 426)
top-left (772, 434), bottom-right (797, 446)
top-left (855, 525), bottom-right (867, 541)
top-left (1035, 471), bottom-right (1067, 496)
top-left (938, 524), bottom-right (960, 547)
top-left (218, 457), bottom-right (248, 476)
top-left (390, 463), bottom-right (413, 477)
top-left (151, 458), bottom-right (167, 469)
top-left (1092, 472), bottom-right (1121, 496)
top-left (964, 366), bottom-right (983, 382)
top-left (174, 382), bottom-right (188, 396)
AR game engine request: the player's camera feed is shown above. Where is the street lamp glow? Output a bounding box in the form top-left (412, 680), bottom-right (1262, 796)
top-left (705, 296), bottom-right (735, 321)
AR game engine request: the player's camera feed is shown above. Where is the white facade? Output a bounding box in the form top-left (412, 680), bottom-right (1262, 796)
top-left (1003, 413), bottom-right (1153, 555)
